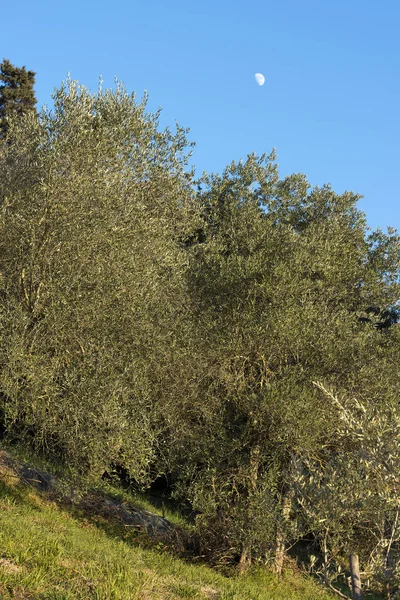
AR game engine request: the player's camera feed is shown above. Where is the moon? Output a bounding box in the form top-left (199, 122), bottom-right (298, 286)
top-left (254, 73), bottom-right (265, 86)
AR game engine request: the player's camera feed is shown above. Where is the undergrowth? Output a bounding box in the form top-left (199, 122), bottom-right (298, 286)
top-left (0, 453), bottom-right (339, 600)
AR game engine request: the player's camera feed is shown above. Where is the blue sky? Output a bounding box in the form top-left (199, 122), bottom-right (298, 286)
top-left (2, 0), bottom-right (399, 231)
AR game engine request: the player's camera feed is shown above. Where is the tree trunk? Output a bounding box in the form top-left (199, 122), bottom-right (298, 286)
top-left (322, 531), bottom-right (329, 586)
top-left (384, 506), bottom-right (400, 599)
top-left (275, 494), bottom-right (291, 576)
top-left (238, 442), bottom-right (260, 574)
top-left (349, 554), bottom-right (362, 600)
top-left (275, 532), bottom-right (285, 577)
top-left (239, 544), bottom-right (252, 574)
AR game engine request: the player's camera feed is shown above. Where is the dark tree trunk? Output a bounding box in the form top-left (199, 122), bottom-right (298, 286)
top-left (349, 554), bottom-right (362, 600)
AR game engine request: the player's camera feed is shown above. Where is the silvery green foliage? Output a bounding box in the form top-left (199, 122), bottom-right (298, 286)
top-left (164, 153), bottom-right (400, 570)
top-left (291, 380), bottom-right (400, 594)
top-left (1, 76), bottom-right (400, 584)
top-left (0, 79), bottom-right (195, 480)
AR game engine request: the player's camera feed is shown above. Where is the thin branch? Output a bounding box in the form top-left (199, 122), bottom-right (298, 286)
top-left (326, 580), bottom-right (351, 600)
top-left (386, 502), bottom-right (400, 565)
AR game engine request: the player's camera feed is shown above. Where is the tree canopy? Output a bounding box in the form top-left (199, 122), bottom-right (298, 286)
top-left (0, 59), bottom-right (37, 137)
top-left (0, 70), bottom-right (400, 597)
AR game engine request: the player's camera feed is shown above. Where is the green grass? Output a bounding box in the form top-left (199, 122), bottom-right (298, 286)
top-left (0, 460), bottom-right (339, 599)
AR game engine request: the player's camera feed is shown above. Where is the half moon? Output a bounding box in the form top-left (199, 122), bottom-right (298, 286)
top-left (254, 73), bottom-right (265, 86)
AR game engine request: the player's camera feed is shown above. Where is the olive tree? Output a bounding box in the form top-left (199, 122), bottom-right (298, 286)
top-left (0, 78), bottom-right (195, 480)
top-left (291, 369), bottom-right (400, 597)
top-left (162, 153), bottom-right (400, 570)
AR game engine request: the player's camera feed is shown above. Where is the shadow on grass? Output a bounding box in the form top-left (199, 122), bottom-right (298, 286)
top-left (61, 491), bottom-right (198, 565)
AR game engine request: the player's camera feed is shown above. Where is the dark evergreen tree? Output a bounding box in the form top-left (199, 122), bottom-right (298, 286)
top-left (0, 59), bottom-right (37, 137)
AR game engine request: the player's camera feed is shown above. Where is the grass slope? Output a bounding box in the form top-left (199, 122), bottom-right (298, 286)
top-left (0, 458), bottom-right (336, 599)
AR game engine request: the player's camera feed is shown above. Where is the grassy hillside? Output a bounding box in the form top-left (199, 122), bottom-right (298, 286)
top-left (0, 454), bottom-right (339, 600)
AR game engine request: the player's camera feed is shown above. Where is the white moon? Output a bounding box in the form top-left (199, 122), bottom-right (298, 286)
top-left (254, 73), bottom-right (265, 86)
